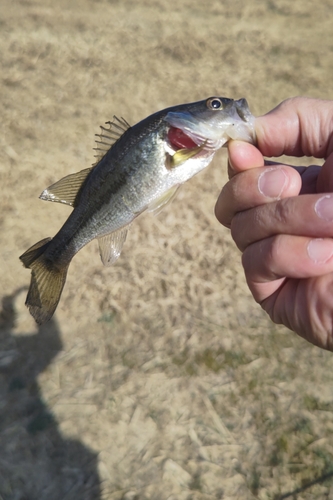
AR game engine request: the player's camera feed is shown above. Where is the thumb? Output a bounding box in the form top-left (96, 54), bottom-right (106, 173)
top-left (227, 140), bottom-right (265, 179)
top-left (255, 97), bottom-right (333, 158)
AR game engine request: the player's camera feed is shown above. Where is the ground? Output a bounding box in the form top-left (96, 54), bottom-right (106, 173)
top-left (1, 0), bottom-right (333, 499)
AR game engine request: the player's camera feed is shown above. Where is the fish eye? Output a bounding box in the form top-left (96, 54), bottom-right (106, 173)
top-left (207, 98), bottom-right (223, 110)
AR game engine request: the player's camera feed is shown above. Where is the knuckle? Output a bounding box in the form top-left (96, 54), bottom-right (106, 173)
top-left (230, 213), bottom-right (244, 249)
top-left (241, 234), bottom-right (284, 276)
top-left (279, 96), bottom-right (302, 111)
top-left (230, 211), bottom-right (254, 251)
top-left (266, 234), bottom-right (283, 265)
top-left (215, 179), bottom-right (239, 227)
top-left (273, 199), bottom-right (292, 226)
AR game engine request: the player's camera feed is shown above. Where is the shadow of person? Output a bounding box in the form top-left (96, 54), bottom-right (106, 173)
top-left (0, 288), bottom-right (101, 499)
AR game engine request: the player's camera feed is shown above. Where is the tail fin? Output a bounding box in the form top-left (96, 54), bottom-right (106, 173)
top-left (19, 238), bottom-right (69, 325)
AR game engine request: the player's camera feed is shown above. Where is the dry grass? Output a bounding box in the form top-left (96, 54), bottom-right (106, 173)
top-left (1, 0), bottom-right (333, 498)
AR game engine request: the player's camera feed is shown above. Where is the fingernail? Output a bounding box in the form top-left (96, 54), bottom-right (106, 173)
top-left (258, 168), bottom-right (287, 199)
top-left (307, 238), bottom-right (333, 264)
top-left (315, 195), bottom-right (333, 222)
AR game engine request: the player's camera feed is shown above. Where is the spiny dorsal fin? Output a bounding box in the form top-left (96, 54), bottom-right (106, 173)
top-left (39, 167), bottom-right (93, 207)
top-left (93, 115), bottom-right (131, 164)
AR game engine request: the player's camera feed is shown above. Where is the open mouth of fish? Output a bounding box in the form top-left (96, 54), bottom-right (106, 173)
top-left (167, 126), bottom-right (199, 150)
top-left (166, 102), bottom-right (252, 153)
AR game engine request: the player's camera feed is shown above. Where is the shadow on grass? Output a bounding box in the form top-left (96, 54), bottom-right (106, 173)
top-left (0, 288), bottom-right (101, 500)
top-left (275, 470), bottom-right (333, 499)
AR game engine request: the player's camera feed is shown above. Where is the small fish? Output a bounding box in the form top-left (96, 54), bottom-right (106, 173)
top-left (20, 97), bottom-right (256, 324)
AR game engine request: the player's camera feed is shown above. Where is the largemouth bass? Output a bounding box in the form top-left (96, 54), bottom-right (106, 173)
top-left (20, 96), bottom-right (256, 324)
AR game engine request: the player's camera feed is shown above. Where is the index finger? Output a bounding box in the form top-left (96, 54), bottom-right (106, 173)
top-left (255, 97), bottom-right (333, 159)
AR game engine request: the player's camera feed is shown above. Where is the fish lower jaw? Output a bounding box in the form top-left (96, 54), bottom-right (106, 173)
top-left (165, 137), bottom-right (224, 158)
top-left (224, 122), bottom-right (256, 143)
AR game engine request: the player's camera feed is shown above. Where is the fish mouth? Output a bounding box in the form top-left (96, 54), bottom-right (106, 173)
top-left (234, 98), bottom-right (251, 122)
top-left (167, 126), bottom-right (200, 151)
top-left (235, 106), bottom-right (246, 121)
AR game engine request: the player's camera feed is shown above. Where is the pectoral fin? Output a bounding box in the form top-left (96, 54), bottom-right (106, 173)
top-left (98, 227), bottom-right (129, 266)
top-left (147, 185), bottom-right (180, 216)
top-left (40, 167), bottom-right (93, 207)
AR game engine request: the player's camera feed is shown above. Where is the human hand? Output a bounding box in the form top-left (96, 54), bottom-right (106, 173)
top-left (215, 97), bottom-right (333, 350)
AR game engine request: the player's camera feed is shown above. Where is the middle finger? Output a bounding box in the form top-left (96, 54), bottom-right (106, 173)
top-left (231, 193), bottom-right (333, 251)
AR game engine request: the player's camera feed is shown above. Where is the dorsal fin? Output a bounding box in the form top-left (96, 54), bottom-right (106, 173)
top-left (93, 115), bottom-right (131, 164)
top-left (39, 116), bottom-right (131, 206)
top-left (39, 116), bottom-right (131, 207)
top-left (39, 167), bottom-right (93, 207)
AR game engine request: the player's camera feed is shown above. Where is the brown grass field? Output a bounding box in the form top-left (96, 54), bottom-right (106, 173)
top-left (1, 0), bottom-right (333, 498)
